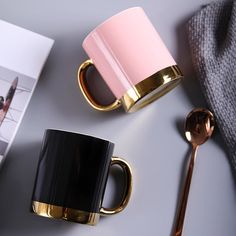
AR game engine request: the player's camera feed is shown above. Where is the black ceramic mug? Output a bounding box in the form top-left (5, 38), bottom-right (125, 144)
top-left (31, 129), bottom-right (132, 225)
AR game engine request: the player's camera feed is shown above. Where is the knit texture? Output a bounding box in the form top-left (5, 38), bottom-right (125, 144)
top-left (187, 1), bottom-right (236, 169)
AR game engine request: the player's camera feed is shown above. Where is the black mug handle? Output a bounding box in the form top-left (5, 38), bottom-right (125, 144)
top-left (100, 156), bottom-right (133, 215)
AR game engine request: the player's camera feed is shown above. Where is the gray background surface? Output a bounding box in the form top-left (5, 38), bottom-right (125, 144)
top-left (0, 0), bottom-right (236, 236)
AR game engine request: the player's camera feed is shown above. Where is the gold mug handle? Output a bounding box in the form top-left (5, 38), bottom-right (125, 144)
top-left (100, 156), bottom-right (133, 215)
top-left (77, 59), bottom-right (122, 111)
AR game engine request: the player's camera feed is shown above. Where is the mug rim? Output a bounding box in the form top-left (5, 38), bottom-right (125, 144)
top-left (45, 128), bottom-right (114, 146)
top-left (82, 6), bottom-right (142, 46)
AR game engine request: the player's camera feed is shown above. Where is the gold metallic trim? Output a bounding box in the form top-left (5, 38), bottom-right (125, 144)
top-left (121, 65), bottom-right (183, 112)
top-left (77, 59), bottom-right (122, 111)
top-left (100, 156), bottom-right (133, 216)
top-left (32, 201), bottom-right (100, 225)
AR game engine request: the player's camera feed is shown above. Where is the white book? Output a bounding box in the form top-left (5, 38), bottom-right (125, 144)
top-left (0, 20), bottom-right (54, 165)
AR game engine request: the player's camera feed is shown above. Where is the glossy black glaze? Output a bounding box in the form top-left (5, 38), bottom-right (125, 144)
top-left (32, 129), bottom-right (114, 213)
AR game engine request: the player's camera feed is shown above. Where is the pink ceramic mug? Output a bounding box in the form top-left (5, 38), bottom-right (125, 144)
top-left (78, 7), bottom-right (183, 113)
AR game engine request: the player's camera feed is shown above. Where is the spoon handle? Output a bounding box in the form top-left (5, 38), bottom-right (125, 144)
top-left (173, 145), bottom-right (198, 236)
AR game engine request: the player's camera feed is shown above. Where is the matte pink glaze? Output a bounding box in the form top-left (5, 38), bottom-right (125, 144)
top-left (83, 7), bottom-right (176, 99)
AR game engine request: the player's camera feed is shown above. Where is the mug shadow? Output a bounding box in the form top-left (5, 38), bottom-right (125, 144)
top-left (175, 13), bottom-right (206, 109)
top-left (0, 142), bottom-right (76, 236)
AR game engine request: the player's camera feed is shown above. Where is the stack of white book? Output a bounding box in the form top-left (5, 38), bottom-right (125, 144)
top-left (0, 20), bottom-right (54, 165)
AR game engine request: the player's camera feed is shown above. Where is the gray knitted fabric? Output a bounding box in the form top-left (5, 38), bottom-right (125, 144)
top-left (187, 1), bottom-right (236, 169)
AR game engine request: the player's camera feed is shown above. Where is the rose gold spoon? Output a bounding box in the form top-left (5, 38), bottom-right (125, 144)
top-left (173, 108), bottom-right (215, 236)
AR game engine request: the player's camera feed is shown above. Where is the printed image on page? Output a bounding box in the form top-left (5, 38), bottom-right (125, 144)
top-left (0, 67), bottom-right (35, 162)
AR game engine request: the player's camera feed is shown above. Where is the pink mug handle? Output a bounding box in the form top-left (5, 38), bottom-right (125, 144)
top-left (78, 59), bottom-right (122, 111)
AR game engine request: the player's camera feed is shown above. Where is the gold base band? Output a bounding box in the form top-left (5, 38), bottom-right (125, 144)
top-left (121, 65), bottom-right (183, 112)
top-left (32, 201), bottom-right (100, 225)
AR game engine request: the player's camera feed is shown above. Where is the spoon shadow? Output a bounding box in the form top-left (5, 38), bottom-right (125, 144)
top-left (175, 118), bottom-right (186, 142)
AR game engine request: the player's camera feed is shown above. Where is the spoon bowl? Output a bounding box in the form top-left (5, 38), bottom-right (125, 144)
top-left (185, 108), bottom-right (215, 146)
